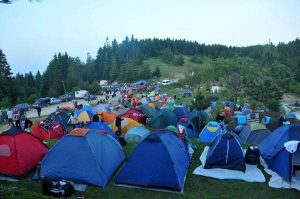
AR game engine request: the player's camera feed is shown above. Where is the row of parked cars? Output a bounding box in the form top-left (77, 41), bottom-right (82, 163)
top-left (13, 94), bottom-right (74, 113)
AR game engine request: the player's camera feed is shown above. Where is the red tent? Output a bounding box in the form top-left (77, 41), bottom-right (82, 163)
top-left (32, 120), bottom-right (64, 140)
top-left (123, 108), bottom-right (144, 123)
top-left (0, 128), bottom-right (48, 178)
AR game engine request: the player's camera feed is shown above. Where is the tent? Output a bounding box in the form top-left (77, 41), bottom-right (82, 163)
top-left (166, 125), bottom-right (177, 133)
top-left (47, 111), bottom-right (70, 128)
top-left (161, 102), bottom-right (175, 111)
top-left (77, 110), bottom-right (93, 122)
top-left (198, 121), bottom-right (222, 142)
top-left (74, 104), bottom-right (93, 117)
top-left (138, 104), bottom-right (157, 118)
top-left (32, 120), bottom-right (65, 140)
top-left (34, 128), bottom-right (125, 188)
top-left (204, 132), bottom-right (245, 172)
top-left (124, 126), bottom-right (150, 142)
top-left (96, 110), bottom-right (117, 123)
top-left (259, 125), bottom-right (300, 182)
top-left (115, 130), bottom-right (190, 192)
top-left (110, 118), bottom-right (143, 135)
top-left (149, 109), bottom-right (178, 129)
top-left (173, 106), bottom-right (190, 120)
top-left (86, 121), bottom-right (116, 138)
top-left (239, 122), bottom-right (271, 145)
top-left (93, 104), bottom-right (111, 114)
top-left (122, 108), bottom-right (144, 123)
top-left (0, 128), bottom-right (48, 178)
top-left (177, 118), bottom-right (197, 138)
top-left (58, 106), bottom-right (73, 115)
top-left (188, 109), bottom-right (209, 131)
top-left (131, 80), bottom-right (147, 87)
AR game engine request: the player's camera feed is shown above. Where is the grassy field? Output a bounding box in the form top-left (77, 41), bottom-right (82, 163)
top-left (0, 140), bottom-right (299, 199)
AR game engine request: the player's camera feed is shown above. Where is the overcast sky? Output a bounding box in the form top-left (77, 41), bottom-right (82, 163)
top-left (0, 0), bottom-right (300, 75)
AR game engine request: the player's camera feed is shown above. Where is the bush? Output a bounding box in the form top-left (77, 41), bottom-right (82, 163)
top-left (267, 99), bottom-right (281, 112)
top-left (192, 91), bottom-right (210, 110)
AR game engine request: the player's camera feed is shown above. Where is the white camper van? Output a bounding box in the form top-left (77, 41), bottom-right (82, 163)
top-left (75, 90), bottom-right (89, 99)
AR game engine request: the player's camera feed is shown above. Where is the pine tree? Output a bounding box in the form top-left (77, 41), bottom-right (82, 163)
top-left (0, 49), bottom-right (13, 102)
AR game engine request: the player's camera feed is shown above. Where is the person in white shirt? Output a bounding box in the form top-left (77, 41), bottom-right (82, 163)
top-left (7, 109), bottom-right (14, 126)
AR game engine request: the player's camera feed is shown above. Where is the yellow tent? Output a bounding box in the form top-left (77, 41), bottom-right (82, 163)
top-left (110, 118), bottom-right (143, 135)
top-left (77, 111), bottom-right (92, 122)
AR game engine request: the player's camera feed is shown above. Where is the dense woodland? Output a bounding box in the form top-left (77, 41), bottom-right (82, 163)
top-left (0, 36), bottom-right (300, 109)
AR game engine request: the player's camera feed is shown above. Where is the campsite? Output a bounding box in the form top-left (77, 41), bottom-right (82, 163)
top-left (1, 1), bottom-right (300, 199)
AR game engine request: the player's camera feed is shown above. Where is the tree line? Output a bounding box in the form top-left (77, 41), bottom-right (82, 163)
top-left (0, 36), bottom-right (299, 108)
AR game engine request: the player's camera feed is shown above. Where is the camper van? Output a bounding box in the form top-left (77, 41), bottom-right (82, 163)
top-left (75, 90), bottom-right (89, 99)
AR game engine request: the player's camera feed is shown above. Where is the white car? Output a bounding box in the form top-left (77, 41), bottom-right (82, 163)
top-left (162, 80), bottom-right (172, 85)
top-left (50, 97), bottom-right (62, 105)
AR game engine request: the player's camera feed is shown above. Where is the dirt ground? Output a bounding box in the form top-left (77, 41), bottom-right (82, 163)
top-left (0, 95), bottom-right (115, 132)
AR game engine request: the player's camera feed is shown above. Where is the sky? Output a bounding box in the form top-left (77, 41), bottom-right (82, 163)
top-left (0, 0), bottom-right (300, 75)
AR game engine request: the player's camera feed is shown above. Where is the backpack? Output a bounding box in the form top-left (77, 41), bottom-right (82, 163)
top-left (42, 179), bottom-right (74, 197)
top-left (245, 146), bottom-right (261, 165)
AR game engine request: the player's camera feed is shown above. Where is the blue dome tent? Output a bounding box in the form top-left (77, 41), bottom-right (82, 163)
top-left (259, 124), bottom-right (300, 182)
top-left (34, 129), bottom-right (125, 188)
top-left (204, 132), bottom-right (245, 172)
top-left (115, 130), bottom-right (190, 192)
top-left (198, 121), bottom-right (222, 142)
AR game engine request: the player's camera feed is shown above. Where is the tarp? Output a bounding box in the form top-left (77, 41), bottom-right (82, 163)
top-left (34, 129), bottom-right (125, 188)
top-left (115, 130), bottom-right (190, 192)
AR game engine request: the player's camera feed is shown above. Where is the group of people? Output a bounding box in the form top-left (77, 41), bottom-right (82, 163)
top-left (6, 108), bottom-right (33, 131)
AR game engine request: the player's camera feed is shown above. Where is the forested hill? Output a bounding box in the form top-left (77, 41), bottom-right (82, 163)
top-left (0, 36), bottom-right (300, 107)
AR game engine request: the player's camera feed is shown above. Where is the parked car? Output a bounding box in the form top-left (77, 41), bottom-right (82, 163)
top-left (84, 94), bottom-right (97, 101)
top-left (14, 103), bottom-right (31, 112)
top-left (162, 79), bottom-right (172, 85)
top-left (59, 94), bottom-right (73, 102)
top-left (32, 97), bottom-right (50, 108)
top-left (50, 97), bottom-right (62, 105)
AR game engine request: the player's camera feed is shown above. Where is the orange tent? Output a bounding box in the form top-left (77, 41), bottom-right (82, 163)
top-left (110, 118), bottom-right (142, 135)
top-left (96, 111), bottom-right (117, 123)
top-left (60, 105), bottom-right (74, 112)
top-left (149, 103), bottom-right (155, 108)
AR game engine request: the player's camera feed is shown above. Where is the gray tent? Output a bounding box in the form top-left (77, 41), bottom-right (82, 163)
top-left (239, 122), bottom-right (270, 145)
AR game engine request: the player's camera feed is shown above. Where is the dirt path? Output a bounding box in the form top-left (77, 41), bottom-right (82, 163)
top-left (0, 94), bottom-right (123, 133)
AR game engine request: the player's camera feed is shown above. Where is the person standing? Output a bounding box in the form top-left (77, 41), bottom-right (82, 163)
top-left (7, 109), bottom-right (14, 126)
top-left (36, 106), bottom-right (42, 118)
top-left (16, 114), bottom-right (33, 132)
top-left (68, 112), bottom-right (78, 129)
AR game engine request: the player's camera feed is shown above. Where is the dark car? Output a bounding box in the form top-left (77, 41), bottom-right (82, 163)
top-left (84, 94), bottom-right (97, 101)
top-left (32, 97), bottom-right (50, 108)
top-left (59, 94), bottom-right (73, 102)
top-left (14, 103), bottom-right (31, 112)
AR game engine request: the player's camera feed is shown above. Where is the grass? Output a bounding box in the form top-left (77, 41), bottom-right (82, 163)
top-left (0, 141), bottom-right (299, 199)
